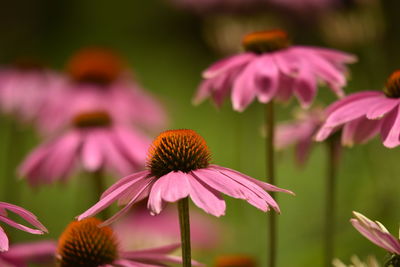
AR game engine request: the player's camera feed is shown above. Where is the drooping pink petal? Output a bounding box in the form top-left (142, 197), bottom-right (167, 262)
top-left (231, 61), bottom-right (259, 112)
top-left (157, 172), bottom-right (191, 203)
top-left (254, 56), bottom-right (279, 103)
top-left (380, 105), bottom-right (400, 148)
top-left (295, 136), bottom-right (313, 166)
top-left (81, 130), bottom-right (104, 171)
top-left (274, 74), bottom-right (295, 103)
top-left (45, 131), bottom-right (81, 183)
top-left (323, 97), bottom-right (378, 128)
top-left (297, 49), bottom-right (347, 89)
top-left (101, 171), bottom-right (150, 199)
top-left (2, 241), bottom-right (57, 265)
top-left (210, 165), bottom-right (293, 194)
top-left (191, 168), bottom-right (274, 212)
top-left (186, 173), bottom-right (226, 217)
top-left (0, 202), bottom-right (47, 233)
top-left (112, 126), bottom-right (150, 167)
top-left (203, 53), bottom-right (255, 79)
top-left (100, 177), bottom-right (154, 227)
top-left (77, 173), bottom-right (151, 221)
top-left (366, 97), bottom-right (400, 120)
top-left (296, 46), bottom-right (357, 64)
top-left (293, 63), bottom-right (317, 108)
top-left (341, 118), bottom-right (381, 146)
top-left (325, 91), bottom-right (381, 115)
top-left (351, 218), bottom-right (400, 254)
top-left (96, 129), bottom-right (135, 175)
top-left (0, 227), bottom-right (9, 252)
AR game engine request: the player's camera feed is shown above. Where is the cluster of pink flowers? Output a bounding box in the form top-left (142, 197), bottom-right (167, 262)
top-left (0, 19), bottom-right (398, 266)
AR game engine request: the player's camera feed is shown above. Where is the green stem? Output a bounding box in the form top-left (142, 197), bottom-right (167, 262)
top-left (2, 118), bottom-right (22, 204)
top-left (92, 169), bottom-right (109, 220)
top-left (324, 136), bottom-right (340, 267)
top-left (265, 101), bottom-right (277, 267)
top-left (178, 197), bottom-right (192, 267)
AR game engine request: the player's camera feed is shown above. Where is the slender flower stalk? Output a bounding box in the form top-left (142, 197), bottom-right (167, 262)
top-left (324, 135), bottom-right (340, 267)
top-left (178, 198), bottom-right (192, 267)
top-left (275, 107), bottom-right (341, 265)
top-left (265, 101), bottom-right (277, 267)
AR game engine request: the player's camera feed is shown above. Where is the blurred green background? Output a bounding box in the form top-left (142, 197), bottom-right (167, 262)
top-left (0, 0), bottom-right (399, 266)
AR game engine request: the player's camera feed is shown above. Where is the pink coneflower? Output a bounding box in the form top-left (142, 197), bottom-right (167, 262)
top-left (78, 129), bottom-right (292, 266)
top-left (0, 62), bottom-right (62, 122)
top-left (275, 107), bottom-right (326, 166)
top-left (0, 240), bottom-right (56, 266)
top-left (37, 47), bottom-right (166, 134)
top-left (0, 202), bottom-right (47, 252)
top-left (195, 29), bottom-right (356, 112)
top-left (114, 202), bottom-right (220, 250)
top-left (78, 129), bottom-right (292, 222)
top-left (56, 218), bottom-right (190, 267)
top-left (350, 211), bottom-right (400, 265)
top-left (316, 70), bottom-right (400, 148)
top-left (19, 110), bottom-right (150, 186)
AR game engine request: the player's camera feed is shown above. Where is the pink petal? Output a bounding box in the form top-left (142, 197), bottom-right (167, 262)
top-left (298, 46), bottom-right (357, 64)
top-left (112, 126), bottom-right (150, 167)
top-left (274, 74), bottom-right (295, 103)
top-left (380, 106), bottom-right (400, 148)
top-left (191, 169), bottom-right (270, 212)
top-left (366, 97), bottom-right (400, 120)
top-left (324, 97), bottom-right (378, 128)
top-left (81, 130), bottom-right (104, 171)
top-left (0, 202), bottom-right (47, 233)
top-left (203, 53), bottom-right (255, 78)
top-left (273, 49), bottom-right (299, 75)
top-left (254, 56), bottom-right (279, 103)
top-left (193, 79), bottom-right (213, 105)
top-left (100, 177), bottom-right (154, 226)
top-left (0, 227), bottom-right (9, 252)
top-left (77, 173), bottom-right (150, 221)
top-left (158, 172), bottom-right (191, 202)
top-left (231, 60), bottom-right (258, 112)
top-left (187, 174), bottom-right (226, 217)
top-left (351, 219), bottom-right (400, 254)
top-left (210, 165), bottom-right (293, 195)
top-left (297, 49), bottom-right (346, 88)
top-left (101, 171), bottom-right (150, 199)
top-left (325, 91), bottom-right (382, 115)
top-left (295, 136), bottom-right (313, 166)
top-left (293, 63), bottom-right (317, 108)
top-left (341, 118), bottom-right (381, 146)
top-left (3, 241), bottom-right (57, 264)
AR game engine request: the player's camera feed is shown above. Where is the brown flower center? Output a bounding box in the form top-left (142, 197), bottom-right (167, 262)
top-left (57, 218), bottom-right (119, 267)
top-left (73, 111), bottom-right (112, 128)
top-left (384, 70), bottom-right (400, 98)
top-left (147, 129), bottom-right (211, 178)
top-left (242, 30), bottom-right (290, 54)
top-left (67, 47), bottom-right (123, 85)
top-left (215, 255), bottom-right (257, 267)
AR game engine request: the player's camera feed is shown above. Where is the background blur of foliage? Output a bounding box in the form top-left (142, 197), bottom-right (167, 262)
top-left (0, 0), bottom-right (399, 266)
